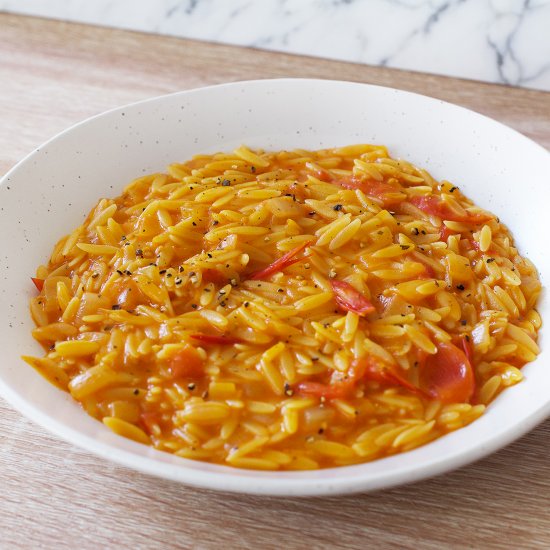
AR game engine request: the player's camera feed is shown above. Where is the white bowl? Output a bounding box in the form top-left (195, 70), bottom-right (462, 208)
top-left (1, 79), bottom-right (548, 497)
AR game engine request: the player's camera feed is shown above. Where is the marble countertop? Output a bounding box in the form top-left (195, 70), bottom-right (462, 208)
top-left (2, 0), bottom-right (549, 91)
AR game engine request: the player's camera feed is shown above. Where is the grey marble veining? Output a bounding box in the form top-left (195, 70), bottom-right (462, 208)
top-left (2, 0), bottom-right (549, 91)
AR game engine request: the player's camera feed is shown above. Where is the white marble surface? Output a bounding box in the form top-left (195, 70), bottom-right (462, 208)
top-left (2, 0), bottom-right (550, 91)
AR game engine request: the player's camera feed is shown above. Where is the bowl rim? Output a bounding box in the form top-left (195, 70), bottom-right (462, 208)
top-left (1, 77), bottom-right (549, 497)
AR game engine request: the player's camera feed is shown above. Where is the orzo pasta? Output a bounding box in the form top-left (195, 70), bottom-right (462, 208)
top-left (25, 144), bottom-right (542, 470)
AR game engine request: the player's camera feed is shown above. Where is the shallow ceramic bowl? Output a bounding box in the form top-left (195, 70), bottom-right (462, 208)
top-left (0, 79), bottom-right (548, 497)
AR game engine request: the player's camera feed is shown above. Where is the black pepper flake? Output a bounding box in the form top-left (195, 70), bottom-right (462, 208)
top-left (136, 249), bottom-right (143, 257)
top-left (450, 186), bottom-right (457, 193)
top-left (192, 222), bottom-right (197, 226)
top-left (421, 230), bottom-right (426, 235)
top-left (191, 304), bottom-right (197, 309)
top-left (166, 273), bottom-right (172, 278)
top-left (311, 357), bottom-right (319, 362)
top-left (159, 269), bottom-right (167, 274)
top-left (221, 179), bottom-right (231, 186)
top-left (284, 383), bottom-right (294, 396)
top-left (111, 304), bottom-right (121, 310)
top-left (133, 389), bottom-right (140, 395)
top-left (212, 220), bottom-right (219, 226)
top-left (207, 253), bottom-right (212, 258)
top-left (400, 245), bottom-right (410, 250)
top-left (318, 428), bottom-right (324, 434)
top-left (487, 258), bottom-right (495, 263)
top-left (125, 270), bottom-right (132, 276)
top-left (116, 270), bottom-right (124, 276)
top-left (251, 166), bottom-right (256, 173)
top-left (121, 235), bottom-right (127, 241)
top-left (91, 272), bottom-right (99, 279)
top-left (456, 284), bottom-right (465, 291)
top-left (465, 335), bottom-right (470, 342)
top-left (308, 211), bottom-right (316, 216)
top-left (175, 278), bottom-right (182, 285)
top-left (333, 204), bottom-right (343, 211)
top-left (412, 227), bottom-right (419, 235)
top-left (277, 288), bottom-right (284, 293)
top-left (244, 302), bottom-right (250, 308)
top-left (187, 383), bottom-right (196, 391)
top-left (461, 319), bottom-right (467, 326)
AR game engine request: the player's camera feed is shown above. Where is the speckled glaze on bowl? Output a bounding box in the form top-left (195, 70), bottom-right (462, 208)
top-left (0, 79), bottom-right (549, 496)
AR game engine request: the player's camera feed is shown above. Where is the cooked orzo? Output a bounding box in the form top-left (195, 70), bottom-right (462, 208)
top-left (25, 144), bottom-right (542, 470)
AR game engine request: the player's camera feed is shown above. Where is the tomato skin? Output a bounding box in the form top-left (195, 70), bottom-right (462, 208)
top-left (356, 357), bottom-right (428, 397)
top-left (336, 176), bottom-right (404, 206)
top-left (299, 344), bottom-right (475, 405)
top-left (249, 240), bottom-right (312, 280)
top-left (459, 334), bottom-right (474, 365)
top-left (296, 357), bottom-right (427, 400)
top-left (168, 345), bottom-right (205, 379)
top-left (331, 280), bottom-right (375, 316)
top-left (411, 195), bottom-right (492, 224)
top-left (31, 277), bottom-right (45, 292)
top-left (420, 341), bottom-right (475, 403)
top-left (190, 333), bottom-right (241, 345)
top-left (296, 360), bottom-right (364, 399)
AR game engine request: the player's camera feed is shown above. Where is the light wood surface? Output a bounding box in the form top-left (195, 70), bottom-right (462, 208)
top-left (1, 13), bottom-right (549, 550)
